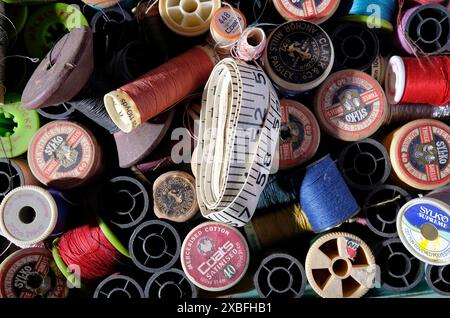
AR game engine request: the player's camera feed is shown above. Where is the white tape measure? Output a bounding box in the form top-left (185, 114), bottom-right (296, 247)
top-left (193, 58), bottom-right (281, 227)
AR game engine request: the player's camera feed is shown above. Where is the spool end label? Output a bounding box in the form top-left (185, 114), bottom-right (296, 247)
top-left (104, 90), bottom-right (141, 133)
top-left (211, 7), bottom-right (246, 40)
top-left (275, 0), bottom-right (338, 20)
top-left (181, 222), bottom-right (249, 291)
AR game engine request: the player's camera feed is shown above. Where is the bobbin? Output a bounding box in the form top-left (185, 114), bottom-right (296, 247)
top-left (263, 20), bottom-right (334, 95)
top-left (329, 22), bottom-right (379, 72)
top-left (129, 220), bottom-right (181, 273)
top-left (159, 0), bottom-right (221, 36)
top-left (23, 3), bottom-right (88, 58)
top-left (272, 0), bottom-right (340, 24)
top-left (153, 171), bottom-right (199, 223)
top-left (0, 248), bottom-right (68, 298)
top-left (102, 176), bottom-right (150, 229)
top-left (181, 222), bottom-right (250, 292)
top-left (401, 4), bottom-right (450, 55)
top-left (114, 108), bottom-right (175, 168)
top-left (27, 120), bottom-right (103, 189)
top-left (254, 253), bottom-right (306, 298)
top-left (425, 264), bottom-right (450, 296)
top-left (385, 119), bottom-right (450, 191)
top-left (22, 26), bottom-right (94, 109)
top-left (94, 274), bottom-right (144, 298)
top-left (338, 139), bottom-right (391, 191)
top-left (37, 103), bottom-right (77, 120)
top-left (314, 70), bottom-right (387, 142)
top-left (376, 238), bottom-right (425, 292)
top-left (0, 159), bottom-right (39, 203)
top-left (305, 232), bottom-right (376, 298)
top-left (279, 99), bottom-right (320, 170)
top-left (0, 186), bottom-right (59, 247)
top-left (144, 268), bottom-right (197, 299)
top-left (0, 99), bottom-right (40, 159)
top-left (363, 185), bottom-right (411, 238)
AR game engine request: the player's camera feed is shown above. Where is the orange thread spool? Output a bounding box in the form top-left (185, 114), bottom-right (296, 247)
top-left (104, 46), bottom-right (216, 133)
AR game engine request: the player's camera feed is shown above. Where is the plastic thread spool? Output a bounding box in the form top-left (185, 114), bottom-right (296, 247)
top-left (273, 0), bottom-right (340, 24)
top-left (94, 275), bottom-right (144, 298)
top-left (159, 0), bottom-right (221, 37)
top-left (401, 4), bottom-right (450, 55)
top-left (103, 176), bottom-right (149, 229)
top-left (314, 70), bottom-right (387, 142)
top-left (0, 100), bottom-right (40, 159)
top-left (0, 248), bottom-right (68, 298)
top-left (384, 119), bottom-right (450, 191)
top-left (37, 103), bottom-right (77, 120)
top-left (23, 3), bottom-right (88, 58)
top-left (263, 20), bottom-right (334, 95)
top-left (330, 22), bottom-right (379, 71)
top-left (376, 238), bottom-right (425, 292)
top-left (254, 253), bottom-right (306, 298)
top-left (0, 185), bottom-right (75, 248)
top-left (22, 26), bottom-right (94, 110)
top-left (279, 99), bottom-right (320, 170)
top-left (363, 185), bottom-right (411, 238)
top-left (338, 139), bottom-right (391, 191)
top-left (114, 108), bottom-right (175, 168)
top-left (425, 264), bottom-right (450, 296)
top-left (181, 222), bottom-right (250, 292)
top-left (27, 120), bottom-right (103, 190)
top-left (6, 4), bottom-right (28, 37)
top-left (129, 220), bottom-right (181, 273)
top-left (90, 6), bottom-right (133, 33)
top-left (396, 184), bottom-right (450, 266)
top-left (209, 6), bottom-right (246, 50)
top-left (0, 159), bottom-right (39, 202)
top-left (144, 268), bottom-right (197, 299)
top-left (153, 171), bottom-right (199, 223)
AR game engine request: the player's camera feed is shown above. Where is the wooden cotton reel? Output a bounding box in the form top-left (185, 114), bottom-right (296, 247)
top-left (305, 232), bottom-right (376, 298)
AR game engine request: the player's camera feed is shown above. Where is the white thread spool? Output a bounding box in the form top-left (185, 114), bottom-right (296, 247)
top-left (232, 27), bottom-right (266, 62)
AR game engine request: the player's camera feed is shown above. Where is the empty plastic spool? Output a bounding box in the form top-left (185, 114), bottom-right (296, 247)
top-left (376, 238), bottom-right (425, 292)
top-left (363, 185), bottom-right (411, 238)
top-left (103, 176), bottom-right (149, 229)
top-left (129, 220), bottom-right (181, 273)
top-left (330, 22), bottom-right (379, 71)
top-left (144, 268), bottom-right (197, 299)
top-left (90, 6), bottom-right (133, 33)
top-left (254, 253), bottom-right (306, 298)
top-left (94, 274), bottom-right (144, 298)
top-left (425, 264), bottom-right (450, 296)
top-left (339, 138), bottom-right (391, 191)
top-left (37, 103), bottom-right (77, 120)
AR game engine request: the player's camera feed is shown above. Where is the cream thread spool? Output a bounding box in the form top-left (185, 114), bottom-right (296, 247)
top-left (209, 5), bottom-right (246, 55)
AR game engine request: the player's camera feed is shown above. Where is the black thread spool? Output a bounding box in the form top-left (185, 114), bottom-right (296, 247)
top-left (338, 139), bottom-right (391, 191)
top-left (402, 4), bottom-right (450, 55)
top-left (102, 176), bottom-right (150, 229)
top-left (144, 268), bottom-right (197, 299)
top-left (37, 103), bottom-right (77, 120)
top-left (425, 265), bottom-right (450, 296)
top-left (94, 274), bottom-right (144, 298)
top-left (376, 238), bottom-right (425, 292)
top-left (129, 220), bottom-right (181, 273)
top-left (257, 174), bottom-right (297, 210)
top-left (254, 253), bottom-right (306, 298)
top-left (329, 22), bottom-right (379, 71)
top-left (363, 185), bottom-right (412, 238)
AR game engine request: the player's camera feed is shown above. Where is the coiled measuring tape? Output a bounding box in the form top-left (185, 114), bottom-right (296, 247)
top-left (193, 58), bottom-right (281, 227)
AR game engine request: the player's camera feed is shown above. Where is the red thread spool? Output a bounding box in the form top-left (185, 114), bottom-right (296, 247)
top-left (104, 46), bottom-right (216, 133)
top-left (386, 56), bottom-right (450, 106)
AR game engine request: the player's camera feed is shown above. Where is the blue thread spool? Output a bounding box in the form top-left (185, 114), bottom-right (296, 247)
top-left (345, 0), bottom-right (396, 32)
top-left (299, 155), bottom-right (360, 233)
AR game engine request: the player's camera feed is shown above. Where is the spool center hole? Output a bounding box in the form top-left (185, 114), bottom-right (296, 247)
top-left (268, 268), bottom-right (292, 292)
top-left (159, 282), bottom-right (183, 299)
top-left (354, 152), bottom-right (377, 176)
top-left (19, 206), bottom-right (36, 224)
top-left (0, 111), bottom-right (17, 137)
top-left (247, 30), bottom-right (262, 47)
top-left (421, 19), bottom-right (441, 42)
top-left (26, 273), bottom-right (43, 289)
top-left (280, 125), bottom-right (292, 142)
top-left (342, 35), bottom-right (365, 59)
top-left (181, 0), bottom-right (198, 13)
top-left (332, 259), bottom-right (349, 278)
top-left (441, 266), bottom-right (450, 284)
top-left (387, 254), bottom-right (409, 277)
top-left (113, 190), bottom-right (135, 213)
top-left (0, 172), bottom-right (11, 194)
top-left (144, 234), bottom-right (167, 258)
top-left (421, 223), bottom-right (439, 241)
top-left (109, 289), bottom-right (132, 298)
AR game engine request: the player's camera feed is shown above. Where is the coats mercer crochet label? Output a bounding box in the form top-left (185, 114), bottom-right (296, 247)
top-left (274, 0), bottom-right (338, 19)
top-left (0, 248), bottom-right (68, 298)
top-left (181, 222), bottom-right (249, 291)
top-left (397, 122), bottom-right (450, 185)
top-left (400, 202), bottom-right (450, 263)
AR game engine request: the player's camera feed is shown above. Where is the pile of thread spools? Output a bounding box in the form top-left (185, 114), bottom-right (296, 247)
top-left (0, 0), bottom-right (449, 299)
